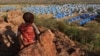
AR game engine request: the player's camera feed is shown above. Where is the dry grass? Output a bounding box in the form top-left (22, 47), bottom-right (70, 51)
top-left (37, 14), bottom-right (53, 19)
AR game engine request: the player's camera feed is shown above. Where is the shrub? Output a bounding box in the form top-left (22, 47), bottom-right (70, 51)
top-left (56, 21), bottom-right (69, 33)
top-left (88, 33), bottom-right (100, 51)
top-left (65, 27), bottom-right (80, 40)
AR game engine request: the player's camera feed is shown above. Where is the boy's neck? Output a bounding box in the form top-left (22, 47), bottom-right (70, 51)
top-left (25, 23), bottom-right (32, 24)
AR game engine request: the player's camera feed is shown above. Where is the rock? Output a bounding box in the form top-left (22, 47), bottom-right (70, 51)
top-left (0, 16), bottom-right (12, 34)
top-left (0, 16), bottom-right (20, 56)
top-left (39, 30), bottom-right (57, 56)
top-left (7, 10), bottom-right (24, 33)
top-left (18, 29), bottom-right (57, 56)
top-left (7, 10), bottom-right (23, 20)
top-left (7, 10), bottom-right (24, 26)
top-left (51, 29), bottom-right (76, 56)
top-left (67, 47), bottom-right (84, 56)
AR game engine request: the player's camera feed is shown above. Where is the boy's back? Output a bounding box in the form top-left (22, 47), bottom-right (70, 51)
top-left (19, 23), bottom-right (36, 45)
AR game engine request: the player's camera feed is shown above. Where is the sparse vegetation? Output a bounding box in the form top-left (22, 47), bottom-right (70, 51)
top-left (34, 17), bottom-right (100, 52)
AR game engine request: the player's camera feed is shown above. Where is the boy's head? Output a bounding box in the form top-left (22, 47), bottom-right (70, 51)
top-left (23, 12), bottom-right (34, 23)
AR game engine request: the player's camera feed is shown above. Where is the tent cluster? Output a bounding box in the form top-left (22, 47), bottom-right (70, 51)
top-left (22, 5), bottom-right (71, 19)
top-left (22, 4), bottom-right (100, 18)
top-left (79, 15), bottom-right (97, 25)
top-left (0, 4), bottom-right (100, 19)
top-left (67, 16), bottom-right (81, 22)
top-left (0, 6), bottom-right (16, 12)
top-left (67, 14), bottom-right (97, 25)
top-left (54, 12), bottom-right (72, 19)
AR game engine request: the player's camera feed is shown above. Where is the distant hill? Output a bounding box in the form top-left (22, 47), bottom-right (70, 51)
top-left (0, 0), bottom-right (100, 4)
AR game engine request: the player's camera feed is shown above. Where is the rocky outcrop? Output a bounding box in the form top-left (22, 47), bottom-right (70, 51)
top-left (7, 10), bottom-right (24, 32)
top-left (17, 27), bottom-right (85, 56)
top-left (51, 29), bottom-right (83, 56)
top-left (39, 29), bottom-right (57, 56)
top-left (17, 28), bottom-right (57, 56)
top-left (0, 10), bottom-right (99, 56)
top-left (0, 15), bottom-right (84, 56)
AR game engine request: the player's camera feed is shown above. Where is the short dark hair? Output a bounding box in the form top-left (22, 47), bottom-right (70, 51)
top-left (23, 12), bottom-right (34, 23)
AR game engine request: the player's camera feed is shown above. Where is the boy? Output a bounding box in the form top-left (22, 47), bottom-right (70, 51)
top-left (17, 12), bottom-right (40, 49)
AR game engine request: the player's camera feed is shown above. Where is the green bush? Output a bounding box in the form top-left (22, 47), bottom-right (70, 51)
top-left (65, 27), bottom-right (80, 40)
top-left (83, 22), bottom-right (100, 51)
top-left (56, 21), bottom-right (69, 33)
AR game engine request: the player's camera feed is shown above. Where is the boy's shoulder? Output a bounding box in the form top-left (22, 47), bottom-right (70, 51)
top-left (19, 23), bottom-right (34, 29)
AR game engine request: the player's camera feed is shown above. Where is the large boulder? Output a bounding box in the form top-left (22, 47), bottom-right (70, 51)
top-left (17, 29), bottom-right (57, 56)
top-left (39, 29), bottom-right (57, 56)
top-left (17, 27), bottom-right (84, 56)
top-left (7, 10), bottom-right (24, 26)
top-left (7, 10), bottom-right (24, 33)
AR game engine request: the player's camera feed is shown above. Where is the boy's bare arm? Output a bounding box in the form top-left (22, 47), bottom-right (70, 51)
top-left (32, 23), bottom-right (40, 35)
